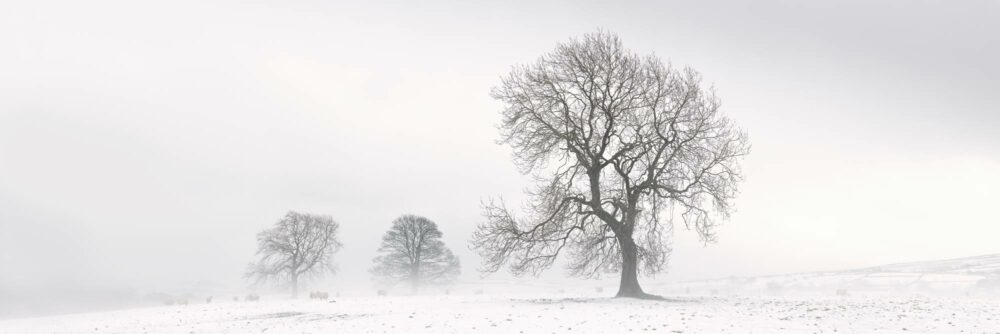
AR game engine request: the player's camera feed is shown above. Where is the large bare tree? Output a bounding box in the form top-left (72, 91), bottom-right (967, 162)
top-left (245, 211), bottom-right (342, 298)
top-left (370, 215), bottom-right (460, 293)
top-left (471, 31), bottom-right (750, 299)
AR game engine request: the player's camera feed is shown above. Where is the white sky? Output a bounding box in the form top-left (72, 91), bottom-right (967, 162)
top-left (2, 0), bottom-right (999, 295)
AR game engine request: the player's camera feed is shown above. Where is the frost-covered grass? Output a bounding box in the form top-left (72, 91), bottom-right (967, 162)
top-left (2, 292), bottom-right (999, 334)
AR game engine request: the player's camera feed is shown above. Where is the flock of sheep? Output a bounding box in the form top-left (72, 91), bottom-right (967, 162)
top-left (162, 293), bottom-right (260, 306)
top-left (157, 288), bottom-right (492, 306)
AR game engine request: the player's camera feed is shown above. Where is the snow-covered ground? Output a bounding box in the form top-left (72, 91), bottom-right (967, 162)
top-left (5, 254), bottom-right (1000, 333)
top-left (2, 292), bottom-right (998, 334)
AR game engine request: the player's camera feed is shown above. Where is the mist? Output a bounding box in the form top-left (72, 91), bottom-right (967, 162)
top-left (2, 0), bottom-right (999, 319)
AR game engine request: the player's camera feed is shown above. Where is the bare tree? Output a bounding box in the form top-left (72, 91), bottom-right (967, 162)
top-left (471, 31), bottom-right (750, 299)
top-left (370, 215), bottom-right (460, 293)
top-left (245, 211), bottom-right (342, 298)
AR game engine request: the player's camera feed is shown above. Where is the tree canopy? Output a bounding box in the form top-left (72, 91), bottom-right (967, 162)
top-left (472, 31), bottom-right (749, 298)
top-left (371, 215), bottom-right (460, 292)
top-left (246, 211), bottom-right (342, 297)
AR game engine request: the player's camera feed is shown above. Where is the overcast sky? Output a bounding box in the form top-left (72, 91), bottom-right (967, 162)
top-left (2, 0), bottom-right (999, 298)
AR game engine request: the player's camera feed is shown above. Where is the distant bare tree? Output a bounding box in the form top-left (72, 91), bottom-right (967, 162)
top-left (245, 211), bottom-right (342, 298)
top-left (471, 31), bottom-right (750, 299)
top-left (370, 215), bottom-right (460, 292)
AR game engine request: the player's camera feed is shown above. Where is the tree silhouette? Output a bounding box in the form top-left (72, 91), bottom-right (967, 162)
top-left (371, 215), bottom-right (460, 292)
top-left (246, 211), bottom-right (342, 298)
top-left (471, 31), bottom-right (749, 299)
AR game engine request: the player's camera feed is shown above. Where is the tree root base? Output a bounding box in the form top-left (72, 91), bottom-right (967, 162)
top-left (614, 291), bottom-right (666, 300)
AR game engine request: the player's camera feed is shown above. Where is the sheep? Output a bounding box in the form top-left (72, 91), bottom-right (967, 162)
top-left (309, 291), bottom-right (329, 300)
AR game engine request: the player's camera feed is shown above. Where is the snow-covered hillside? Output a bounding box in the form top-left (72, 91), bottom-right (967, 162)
top-left (855, 254), bottom-right (1000, 275)
top-left (657, 254), bottom-right (1000, 298)
top-left (3, 254), bottom-right (1000, 333)
top-left (1, 293), bottom-right (998, 334)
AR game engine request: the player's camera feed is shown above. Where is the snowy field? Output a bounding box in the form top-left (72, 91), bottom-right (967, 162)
top-left (2, 292), bottom-right (999, 334)
top-left (5, 254), bottom-right (1000, 333)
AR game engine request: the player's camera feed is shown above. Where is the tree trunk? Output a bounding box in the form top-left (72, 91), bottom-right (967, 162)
top-left (411, 263), bottom-right (420, 294)
top-left (291, 273), bottom-right (299, 299)
top-left (615, 236), bottom-right (661, 299)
